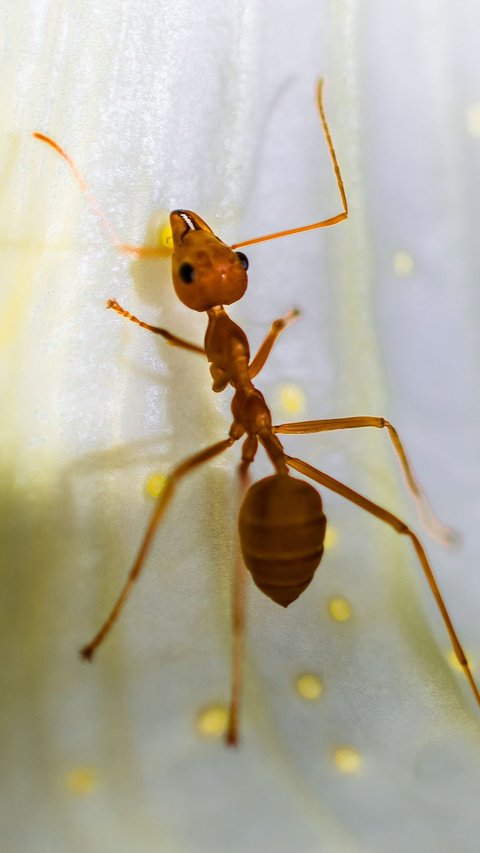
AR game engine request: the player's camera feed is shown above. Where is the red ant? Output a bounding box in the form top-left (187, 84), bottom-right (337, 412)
top-left (34, 80), bottom-right (480, 746)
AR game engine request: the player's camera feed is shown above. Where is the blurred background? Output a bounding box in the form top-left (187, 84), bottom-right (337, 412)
top-left (1, 1), bottom-right (480, 850)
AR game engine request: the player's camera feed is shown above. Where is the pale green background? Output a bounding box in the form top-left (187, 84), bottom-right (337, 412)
top-left (1, 1), bottom-right (480, 851)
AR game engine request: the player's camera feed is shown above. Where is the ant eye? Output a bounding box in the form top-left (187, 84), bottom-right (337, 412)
top-left (178, 262), bottom-right (195, 284)
top-left (236, 251), bottom-right (249, 271)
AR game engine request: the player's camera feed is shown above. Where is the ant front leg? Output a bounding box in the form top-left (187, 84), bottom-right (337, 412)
top-left (274, 416), bottom-right (454, 546)
top-left (285, 454), bottom-right (480, 710)
top-left (248, 308), bottom-right (300, 379)
top-left (107, 299), bottom-right (205, 355)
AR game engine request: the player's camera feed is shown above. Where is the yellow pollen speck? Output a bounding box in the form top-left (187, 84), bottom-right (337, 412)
top-left (160, 224), bottom-right (174, 250)
top-left (447, 649), bottom-right (474, 674)
top-left (393, 251), bottom-right (415, 277)
top-left (324, 526), bottom-right (338, 550)
top-left (278, 383), bottom-right (305, 415)
top-left (333, 746), bottom-right (362, 774)
top-left (145, 472), bottom-right (168, 499)
top-left (66, 767), bottom-right (98, 795)
top-left (466, 102), bottom-right (480, 138)
top-left (328, 596), bottom-right (352, 622)
top-left (196, 705), bottom-right (228, 738)
top-left (296, 673), bottom-right (323, 700)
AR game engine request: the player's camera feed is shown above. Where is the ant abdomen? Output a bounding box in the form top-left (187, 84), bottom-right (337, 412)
top-left (238, 474), bottom-right (327, 607)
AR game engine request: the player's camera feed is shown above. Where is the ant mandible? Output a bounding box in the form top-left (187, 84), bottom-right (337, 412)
top-left (34, 80), bottom-right (480, 746)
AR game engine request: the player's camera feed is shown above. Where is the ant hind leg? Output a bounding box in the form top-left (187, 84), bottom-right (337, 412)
top-left (226, 435), bottom-right (258, 747)
top-left (285, 453), bottom-right (480, 709)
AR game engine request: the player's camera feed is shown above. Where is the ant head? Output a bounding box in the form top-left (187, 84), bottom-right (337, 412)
top-left (170, 210), bottom-right (249, 312)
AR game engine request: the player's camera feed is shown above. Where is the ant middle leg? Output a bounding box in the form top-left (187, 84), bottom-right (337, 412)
top-left (274, 416), bottom-right (454, 546)
top-left (80, 437), bottom-right (235, 661)
top-left (285, 453), bottom-right (480, 709)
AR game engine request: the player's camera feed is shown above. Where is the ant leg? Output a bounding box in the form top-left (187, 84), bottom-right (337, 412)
top-left (107, 299), bottom-right (205, 355)
top-left (32, 133), bottom-right (172, 259)
top-left (226, 435), bottom-right (258, 747)
top-left (274, 417), bottom-right (454, 547)
top-left (80, 437), bottom-right (235, 661)
top-left (285, 454), bottom-right (480, 709)
top-left (231, 79), bottom-right (348, 251)
top-left (248, 309), bottom-right (300, 379)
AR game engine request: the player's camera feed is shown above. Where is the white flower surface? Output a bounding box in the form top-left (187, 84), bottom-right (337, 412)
top-left (1, 1), bottom-right (480, 851)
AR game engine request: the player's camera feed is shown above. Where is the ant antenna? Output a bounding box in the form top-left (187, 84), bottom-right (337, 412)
top-left (230, 79), bottom-right (348, 250)
top-left (32, 132), bottom-right (172, 258)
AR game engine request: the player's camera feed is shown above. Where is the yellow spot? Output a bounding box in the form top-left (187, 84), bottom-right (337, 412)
top-left (66, 767), bottom-right (98, 795)
top-left (278, 383), bottom-right (305, 415)
top-left (159, 224), bottom-right (174, 250)
top-left (196, 704), bottom-right (228, 738)
top-left (328, 596), bottom-right (352, 622)
top-left (296, 673), bottom-right (323, 700)
top-left (145, 472), bottom-right (168, 499)
top-left (324, 526), bottom-right (338, 550)
top-left (447, 649), bottom-right (474, 674)
top-left (393, 251), bottom-right (415, 277)
top-left (333, 746), bottom-right (362, 774)
top-left (466, 102), bottom-right (480, 138)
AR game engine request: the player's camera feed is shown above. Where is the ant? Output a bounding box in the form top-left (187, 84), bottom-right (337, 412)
top-left (34, 80), bottom-right (480, 746)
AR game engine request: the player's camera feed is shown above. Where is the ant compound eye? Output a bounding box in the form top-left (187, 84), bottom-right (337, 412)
top-left (236, 251), bottom-right (249, 271)
top-left (178, 262), bottom-right (195, 284)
